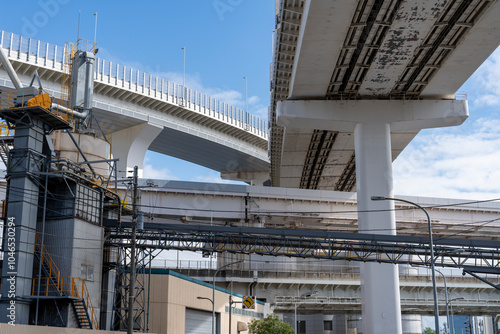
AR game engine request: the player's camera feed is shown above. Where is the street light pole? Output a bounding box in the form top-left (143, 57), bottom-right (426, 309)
top-left (212, 260), bottom-right (243, 334)
top-left (371, 196), bottom-right (439, 332)
top-left (93, 12), bottom-right (98, 43)
top-left (435, 269), bottom-right (450, 333)
top-left (447, 297), bottom-right (464, 334)
top-left (243, 76), bottom-right (248, 113)
top-left (243, 76), bottom-right (248, 129)
top-left (127, 166), bottom-right (139, 334)
top-left (294, 302), bottom-right (297, 334)
top-left (181, 47), bottom-right (186, 101)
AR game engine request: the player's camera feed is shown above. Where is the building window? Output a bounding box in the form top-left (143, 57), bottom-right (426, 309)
top-left (81, 265), bottom-right (94, 281)
top-left (324, 320), bottom-right (333, 330)
top-left (297, 320), bottom-right (306, 334)
top-left (75, 184), bottom-right (101, 224)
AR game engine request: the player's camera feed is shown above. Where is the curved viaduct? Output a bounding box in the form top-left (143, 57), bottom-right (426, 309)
top-left (0, 31), bottom-right (270, 183)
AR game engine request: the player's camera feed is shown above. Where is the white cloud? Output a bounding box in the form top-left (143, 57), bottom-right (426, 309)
top-left (142, 163), bottom-right (178, 180)
top-left (393, 118), bottom-right (500, 200)
top-left (466, 46), bottom-right (500, 108)
top-left (248, 96), bottom-right (260, 105)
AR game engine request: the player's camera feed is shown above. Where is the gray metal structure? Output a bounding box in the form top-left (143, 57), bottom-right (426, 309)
top-left (107, 223), bottom-right (500, 275)
top-left (0, 105), bottom-right (71, 324)
top-left (70, 50), bottom-right (95, 116)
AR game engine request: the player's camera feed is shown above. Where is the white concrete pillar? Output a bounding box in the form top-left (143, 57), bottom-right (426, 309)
top-left (111, 122), bottom-right (163, 178)
top-left (276, 99), bottom-right (468, 334)
top-left (354, 122), bottom-right (402, 333)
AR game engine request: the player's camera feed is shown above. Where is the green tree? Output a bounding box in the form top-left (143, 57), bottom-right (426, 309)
top-left (422, 328), bottom-right (436, 334)
top-left (248, 314), bottom-right (294, 334)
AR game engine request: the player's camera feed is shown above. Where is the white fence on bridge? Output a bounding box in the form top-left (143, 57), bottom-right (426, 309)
top-left (0, 31), bottom-right (268, 139)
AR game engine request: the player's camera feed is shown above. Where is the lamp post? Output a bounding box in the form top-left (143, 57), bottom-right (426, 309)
top-left (435, 269), bottom-right (450, 333)
top-left (181, 47), bottom-right (186, 102)
top-left (294, 302), bottom-right (297, 334)
top-left (447, 297), bottom-right (464, 334)
top-left (243, 76), bottom-right (248, 114)
top-left (212, 260), bottom-right (243, 334)
top-left (197, 296), bottom-right (214, 305)
top-left (243, 76), bottom-right (248, 129)
top-left (127, 166), bottom-right (139, 334)
top-left (93, 12), bottom-right (98, 43)
top-left (371, 196), bottom-right (439, 332)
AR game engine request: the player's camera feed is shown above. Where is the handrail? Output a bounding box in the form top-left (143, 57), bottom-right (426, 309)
top-left (34, 235), bottom-right (62, 295)
top-left (0, 121), bottom-right (13, 136)
top-left (33, 276), bottom-right (99, 329)
top-left (33, 236), bottom-right (99, 329)
top-left (74, 277), bottom-right (100, 330)
top-left (0, 30), bottom-right (268, 139)
top-left (0, 89), bottom-right (74, 124)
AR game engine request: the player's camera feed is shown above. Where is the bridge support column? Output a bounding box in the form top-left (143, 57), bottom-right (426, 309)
top-left (112, 122), bottom-right (163, 178)
top-left (354, 121), bottom-right (401, 333)
top-left (277, 99), bottom-right (468, 334)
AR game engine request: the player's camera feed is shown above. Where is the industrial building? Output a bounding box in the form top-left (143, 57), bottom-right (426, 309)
top-left (1, 0), bottom-right (500, 333)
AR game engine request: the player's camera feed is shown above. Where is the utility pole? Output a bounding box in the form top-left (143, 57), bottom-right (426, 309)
top-left (93, 12), bottom-right (98, 43)
top-left (228, 295), bottom-right (243, 334)
top-left (127, 166), bottom-right (139, 334)
top-left (181, 47), bottom-right (186, 103)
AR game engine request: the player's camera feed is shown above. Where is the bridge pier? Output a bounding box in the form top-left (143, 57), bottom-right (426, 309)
top-left (111, 122), bottom-right (163, 178)
top-left (277, 99), bottom-right (468, 333)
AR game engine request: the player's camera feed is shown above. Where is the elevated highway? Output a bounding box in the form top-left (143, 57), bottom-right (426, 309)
top-left (114, 180), bottom-right (500, 324)
top-left (270, 1), bottom-right (500, 331)
top-left (0, 31), bottom-right (270, 182)
top-left (271, 0), bottom-right (500, 189)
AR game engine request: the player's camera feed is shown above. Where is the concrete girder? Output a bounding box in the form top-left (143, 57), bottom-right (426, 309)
top-left (111, 122), bottom-right (163, 178)
top-left (276, 100), bottom-right (468, 132)
top-left (359, 0), bottom-right (449, 96)
top-left (289, 0), bottom-right (358, 99)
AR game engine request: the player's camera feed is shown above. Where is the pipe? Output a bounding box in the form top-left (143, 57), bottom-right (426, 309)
top-left (51, 103), bottom-right (89, 119)
top-left (0, 47), bottom-right (23, 90)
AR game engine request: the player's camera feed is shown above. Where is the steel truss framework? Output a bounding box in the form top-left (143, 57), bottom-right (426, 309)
top-left (107, 223), bottom-right (500, 274)
top-left (111, 243), bottom-right (157, 333)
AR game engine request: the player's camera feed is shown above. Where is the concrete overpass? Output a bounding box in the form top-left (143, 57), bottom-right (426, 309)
top-left (271, 0), bottom-right (500, 190)
top-left (270, 1), bottom-right (500, 332)
top-left (0, 31), bottom-right (270, 182)
top-left (136, 180), bottom-right (500, 331)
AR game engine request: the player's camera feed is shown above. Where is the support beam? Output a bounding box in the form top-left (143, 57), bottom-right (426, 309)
top-left (354, 122), bottom-right (401, 333)
top-left (111, 122), bottom-right (163, 178)
top-left (276, 100), bottom-right (468, 132)
top-left (276, 98), bottom-right (468, 333)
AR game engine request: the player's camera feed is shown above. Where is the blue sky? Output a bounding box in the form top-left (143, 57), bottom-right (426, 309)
top-left (0, 0), bottom-right (274, 183)
top-left (1, 0), bottom-right (500, 199)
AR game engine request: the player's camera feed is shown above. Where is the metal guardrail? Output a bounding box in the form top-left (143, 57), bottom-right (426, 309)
top-left (0, 89), bottom-right (74, 122)
top-left (33, 276), bottom-right (99, 329)
top-left (0, 31), bottom-right (268, 139)
top-left (33, 234), bottom-right (99, 329)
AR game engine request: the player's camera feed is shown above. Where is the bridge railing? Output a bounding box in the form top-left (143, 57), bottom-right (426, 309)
top-left (0, 31), bottom-right (268, 139)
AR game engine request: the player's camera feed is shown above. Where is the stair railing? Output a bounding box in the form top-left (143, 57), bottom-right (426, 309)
top-left (32, 235), bottom-right (99, 329)
top-left (33, 234), bottom-right (62, 295)
top-left (70, 277), bottom-right (100, 330)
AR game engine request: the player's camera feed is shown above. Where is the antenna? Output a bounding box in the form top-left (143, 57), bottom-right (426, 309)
top-left (93, 12), bottom-right (98, 43)
top-left (77, 10), bottom-right (81, 40)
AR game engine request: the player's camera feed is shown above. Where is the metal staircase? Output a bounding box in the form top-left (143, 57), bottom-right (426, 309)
top-left (0, 121), bottom-right (13, 166)
top-left (33, 235), bottom-right (100, 329)
top-left (72, 298), bottom-right (92, 329)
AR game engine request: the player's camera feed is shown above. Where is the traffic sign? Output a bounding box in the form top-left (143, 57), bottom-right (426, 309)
top-left (242, 296), bottom-right (256, 309)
